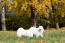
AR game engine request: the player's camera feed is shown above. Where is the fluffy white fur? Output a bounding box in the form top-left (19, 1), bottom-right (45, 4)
top-left (37, 26), bottom-right (44, 37)
top-left (17, 27), bottom-right (33, 38)
top-left (29, 26), bottom-right (44, 38)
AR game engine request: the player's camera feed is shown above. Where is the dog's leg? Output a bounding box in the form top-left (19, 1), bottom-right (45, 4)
top-left (36, 34), bottom-right (40, 38)
top-left (40, 34), bottom-right (43, 38)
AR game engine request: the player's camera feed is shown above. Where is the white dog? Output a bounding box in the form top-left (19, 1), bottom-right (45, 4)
top-left (29, 26), bottom-right (44, 38)
top-left (37, 26), bottom-right (44, 37)
top-left (17, 27), bottom-right (33, 38)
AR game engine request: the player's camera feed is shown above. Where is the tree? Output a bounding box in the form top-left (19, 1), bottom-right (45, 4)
top-left (1, 0), bottom-right (6, 31)
top-left (8, 0), bottom-right (52, 28)
top-left (50, 0), bottom-right (60, 29)
top-left (8, 0), bottom-right (38, 27)
top-left (44, 0), bottom-right (52, 29)
top-left (1, 7), bottom-right (6, 31)
top-left (0, 0), bottom-right (10, 31)
top-left (8, 0), bottom-right (65, 29)
top-left (30, 6), bottom-right (37, 27)
top-left (30, 0), bottom-right (38, 27)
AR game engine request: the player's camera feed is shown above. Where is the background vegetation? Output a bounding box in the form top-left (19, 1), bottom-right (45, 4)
top-left (0, 14), bottom-right (65, 30)
top-left (0, 0), bottom-right (65, 30)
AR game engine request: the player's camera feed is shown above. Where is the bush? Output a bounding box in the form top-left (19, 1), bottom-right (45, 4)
top-left (0, 14), bottom-right (65, 30)
top-left (5, 14), bottom-right (31, 30)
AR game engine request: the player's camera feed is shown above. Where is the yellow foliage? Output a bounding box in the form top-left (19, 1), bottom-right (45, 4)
top-left (8, 4), bottom-right (13, 12)
top-left (27, 8), bottom-right (31, 17)
top-left (1, 0), bottom-right (10, 7)
top-left (45, 14), bottom-right (49, 18)
top-left (20, 1), bottom-right (28, 11)
top-left (7, 0), bottom-right (65, 19)
top-left (31, 0), bottom-right (38, 7)
top-left (61, 0), bottom-right (65, 3)
top-left (1, 0), bottom-right (6, 7)
top-left (16, 10), bottom-right (19, 15)
top-left (28, 1), bottom-right (32, 6)
top-left (36, 4), bottom-right (42, 13)
top-left (7, 0), bottom-right (10, 2)
top-left (13, 1), bottom-right (18, 8)
top-left (61, 13), bottom-right (65, 17)
top-left (21, 4), bottom-right (27, 11)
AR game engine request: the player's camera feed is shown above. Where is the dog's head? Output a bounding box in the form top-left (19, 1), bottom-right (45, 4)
top-left (38, 26), bottom-right (44, 32)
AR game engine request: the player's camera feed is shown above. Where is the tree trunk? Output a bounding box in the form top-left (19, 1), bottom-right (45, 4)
top-left (1, 7), bottom-right (6, 31)
top-left (46, 13), bottom-right (50, 29)
top-left (54, 11), bottom-right (59, 29)
top-left (44, 6), bottom-right (50, 29)
top-left (51, 0), bottom-right (59, 29)
top-left (52, 6), bottom-right (59, 29)
top-left (30, 6), bottom-right (37, 27)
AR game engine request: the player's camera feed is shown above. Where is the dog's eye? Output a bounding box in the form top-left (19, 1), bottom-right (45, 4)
top-left (39, 29), bottom-right (41, 32)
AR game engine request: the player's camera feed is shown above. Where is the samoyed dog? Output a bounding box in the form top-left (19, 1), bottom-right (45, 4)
top-left (29, 26), bottom-right (44, 38)
top-left (37, 26), bottom-right (44, 37)
top-left (17, 27), bottom-right (33, 38)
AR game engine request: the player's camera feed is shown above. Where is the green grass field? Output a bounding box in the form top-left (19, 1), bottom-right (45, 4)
top-left (0, 30), bottom-right (65, 43)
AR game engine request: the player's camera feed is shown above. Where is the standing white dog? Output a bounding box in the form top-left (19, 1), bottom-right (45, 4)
top-left (17, 27), bottom-right (33, 38)
top-left (37, 26), bottom-right (44, 38)
top-left (29, 26), bottom-right (44, 38)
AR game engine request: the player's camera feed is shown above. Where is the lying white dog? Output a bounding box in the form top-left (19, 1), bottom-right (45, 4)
top-left (17, 27), bottom-right (33, 38)
top-left (29, 26), bottom-right (44, 38)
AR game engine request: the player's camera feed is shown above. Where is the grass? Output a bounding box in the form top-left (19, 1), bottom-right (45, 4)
top-left (0, 30), bottom-right (65, 43)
